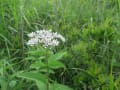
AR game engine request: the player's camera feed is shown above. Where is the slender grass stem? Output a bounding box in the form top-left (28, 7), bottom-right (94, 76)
top-left (46, 50), bottom-right (49, 90)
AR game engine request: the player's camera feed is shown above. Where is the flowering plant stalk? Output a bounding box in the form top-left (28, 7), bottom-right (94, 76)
top-left (27, 29), bottom-right (65, 90)
top-left (16, 29), bottom-right (73, 90)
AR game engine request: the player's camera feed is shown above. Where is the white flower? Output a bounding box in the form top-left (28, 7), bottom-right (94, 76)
top-left (27, 38), bottom-right (39, 46)
top-left (27, 32), bottom-right (36, 38)
top-left (27, 29), bottom-right (65, 48)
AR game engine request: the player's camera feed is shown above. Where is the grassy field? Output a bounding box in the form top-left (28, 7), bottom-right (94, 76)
top-left (0, 0), bottom-right (120, 90)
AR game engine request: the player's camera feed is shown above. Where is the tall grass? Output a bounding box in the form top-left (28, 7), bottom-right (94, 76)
top-left (0, 0), bottom-right (120, 90)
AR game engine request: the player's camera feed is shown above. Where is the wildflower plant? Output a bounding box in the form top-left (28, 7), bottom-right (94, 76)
top-left (27, 30), bottom-right (65, 48)
top-left (16, 29), bottom-right (73, 90)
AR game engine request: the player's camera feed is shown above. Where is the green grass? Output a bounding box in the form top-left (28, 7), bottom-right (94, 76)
top-left (0, 0), bottom-right (120, 90)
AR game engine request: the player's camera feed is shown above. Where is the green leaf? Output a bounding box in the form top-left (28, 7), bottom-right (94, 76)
top-left (0, 61), bottom-right (3, 75)
top-left (48, 51), bottom-right (67, 61)
top-left (113, 62), bottom-right (120, 68)
top-left (36, 81), bottom-right (47, 90)
top-left (50, 83), bottom-right (73, 90)
top-left (30, 61), bottom-right (46, 69)
top-left (36, 82), bottom-right (73, 90)
top-left (27, 48), bottom-right (46, 57)
top-left (48, 60), bottom-right (65, 69)
top-left (16, 72), bottom-right (47, 83)
top-left (118, 0), bottom-right (120, 10)
top-left (39, 69), bottom-right (55, 74)
top-left (0, 77), bottom-right (7, 90)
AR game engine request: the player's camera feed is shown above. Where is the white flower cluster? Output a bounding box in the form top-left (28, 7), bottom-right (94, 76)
top-left (27, 30), bottom-right (65, 48)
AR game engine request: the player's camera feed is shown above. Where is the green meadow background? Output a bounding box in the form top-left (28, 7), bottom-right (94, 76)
top-left (0, 0), bottom-right (120, 90)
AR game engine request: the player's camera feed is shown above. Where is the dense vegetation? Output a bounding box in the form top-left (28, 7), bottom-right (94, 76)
top-left (0, 0), bottom-right (120, 90)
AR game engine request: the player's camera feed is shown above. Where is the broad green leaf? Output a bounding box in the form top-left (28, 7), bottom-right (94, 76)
top-left (50, 83), bottom-right (73, 90)
top-left (36, 81), bottom-right (47, 90)
top-left (0, 77), bottom-right (7, 90)
top-left (48, 60), bottom-right (65, 69)
top-left (48, 51), bottom-right (67, 61)
top-left (16, 72), bottom-right (47, 83)
top-left (30, 61), bottom-right (46, 69)
top-left (36, 82), bottom-right (73, 90)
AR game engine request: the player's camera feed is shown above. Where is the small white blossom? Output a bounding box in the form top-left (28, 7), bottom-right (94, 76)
top-left (27, 32), bottom-right (36, 38)
top-left (27, 38), bottom-right (39, 46)
top-left (27, 29), bottom-right (65, 48)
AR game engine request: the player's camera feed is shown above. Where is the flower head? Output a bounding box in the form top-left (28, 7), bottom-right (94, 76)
top-left (27, 29), bottom-right (65, 48)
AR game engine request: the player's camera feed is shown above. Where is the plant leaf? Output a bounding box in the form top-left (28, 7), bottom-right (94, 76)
top-left (48, 51), bottom-right (67, 61)
top-left (48, 60), bottom-right (65, 69)
top-left (50, 83), bottom-right (73, 90)
top-left (36, 81), bottom-right (47, 90)
top-left (16, 72), bottom-right (47, 83)
top-left (0, 77), bottom-right (7, 90)
top-left (30, 61), bottom-right (46, 69)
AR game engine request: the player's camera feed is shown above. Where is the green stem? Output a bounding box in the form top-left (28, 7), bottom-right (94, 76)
top-left (118, 0), bottom-right (120, 10)
top-left (19, 0), bottom-right (24, 59)
top-left (46, 50), bottom-right (49, 90)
